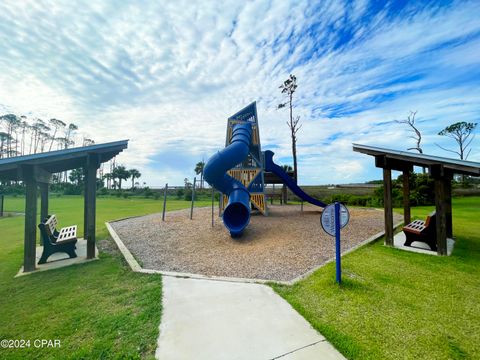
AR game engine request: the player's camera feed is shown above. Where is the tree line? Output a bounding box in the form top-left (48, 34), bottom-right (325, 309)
top-left (0, 112), bottom-right (142, 194)
top-left (0, 113), bottom-right (94, 159)
top-left (102, 166), bottom-right (142, 190)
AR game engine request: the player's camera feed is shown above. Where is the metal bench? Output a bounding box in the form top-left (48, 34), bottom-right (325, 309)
top-left (403, 211), bottom-right (437, 251)
top-left (38, 214), bottom-right (78, 264)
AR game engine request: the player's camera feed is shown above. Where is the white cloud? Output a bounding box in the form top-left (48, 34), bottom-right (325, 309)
top-left (0, 0), bottom-right (479, 186)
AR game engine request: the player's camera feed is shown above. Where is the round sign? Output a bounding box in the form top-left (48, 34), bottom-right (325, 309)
top-left (320, 203), bottom-right (350, 237)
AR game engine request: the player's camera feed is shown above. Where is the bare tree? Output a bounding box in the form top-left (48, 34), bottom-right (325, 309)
top-left (278, 74), bottom-right (301, 183)
top-left (396, 111), bottom-right (426, 173)
top-left (436, 121), bottom-right (477, 160)
top-left (396, 111), bottom-right (423, 153)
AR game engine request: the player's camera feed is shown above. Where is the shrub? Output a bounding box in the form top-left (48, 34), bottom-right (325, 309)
top-left (176, 188), bottom-right (185, 199)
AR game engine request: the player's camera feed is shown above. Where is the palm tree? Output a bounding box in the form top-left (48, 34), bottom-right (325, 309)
top-left (128, 169), bottom-right (141, 190)
top-left (194, 161), bottom-right (205, 189)
top-left (112, 165), bottom-right (129, 190)
top-left (103, 173), bottom-right (112, 189)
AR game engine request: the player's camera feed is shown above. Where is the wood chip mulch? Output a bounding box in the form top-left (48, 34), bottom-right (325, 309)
top-left (110, 205), bottom-right (401, 282)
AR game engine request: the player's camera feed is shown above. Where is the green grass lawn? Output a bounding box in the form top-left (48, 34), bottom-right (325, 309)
top-left (0, 195), bottom-right (209, 359)
top-left (272, 196), bottom-right (480, 359)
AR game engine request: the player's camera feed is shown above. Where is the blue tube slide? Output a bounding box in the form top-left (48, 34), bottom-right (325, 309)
top-left (204, 123), bottom-right (252, 237)
top-left (264, 150), bottom-right (327, 208)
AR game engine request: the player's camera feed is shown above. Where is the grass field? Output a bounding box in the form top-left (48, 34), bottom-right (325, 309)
top-left (0, 195), bottom-right (209, 359)
top-left (272, 196), bottom-right (480, 359)
top-left (1, 195), bottom-right (479, 359)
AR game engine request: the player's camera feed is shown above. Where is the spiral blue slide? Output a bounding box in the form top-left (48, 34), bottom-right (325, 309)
top-left (264, 150), bottom-right (327, 208)
top-left (204, 121), bottom-right (326, 237)
top-left (203, 123), bottom-right (253, 237)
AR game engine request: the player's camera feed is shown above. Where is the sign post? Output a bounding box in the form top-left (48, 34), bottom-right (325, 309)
top-left (321, 202), bottom-right (350, 284)
top-left (334, 202), bottom-right (341, 284)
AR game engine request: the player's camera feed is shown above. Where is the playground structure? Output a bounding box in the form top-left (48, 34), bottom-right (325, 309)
top-left (204, 102), bottom-right (326, 236)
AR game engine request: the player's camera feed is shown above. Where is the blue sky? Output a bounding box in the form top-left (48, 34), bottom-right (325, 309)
top-left (0, 0), bottom-right (479, 185)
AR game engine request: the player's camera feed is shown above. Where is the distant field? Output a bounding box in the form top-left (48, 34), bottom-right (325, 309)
top-left (263, 184), bottom-right (378, 200)
top-left (265, 183), bottom-right (480, 202)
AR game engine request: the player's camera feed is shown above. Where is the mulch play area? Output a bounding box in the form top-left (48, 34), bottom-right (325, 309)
top-left (110, 204), bottom-right (401, 282)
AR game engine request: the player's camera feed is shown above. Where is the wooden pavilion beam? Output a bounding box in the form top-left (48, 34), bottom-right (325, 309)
top-left (375, 155), bottom-right (413, 172)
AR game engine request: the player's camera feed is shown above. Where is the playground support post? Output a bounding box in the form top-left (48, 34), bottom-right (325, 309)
top-left (190, 177), bottom-right (196, 220)
top-left (211, 188), bottom-right (214, 227)
top-left (162, 183), bottom-right (168, 221)
top-left (219, 193), bottom-right (223, 217)
top-left (301, 200), bottom-right (303, 212)
top-left (335, 202), bottom-right (341, 284)
top-left (0, 194), bottom-right (4, 217)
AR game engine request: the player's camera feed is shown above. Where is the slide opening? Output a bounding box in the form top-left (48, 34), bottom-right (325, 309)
top-left (223, 202), bottom-right (250, 235)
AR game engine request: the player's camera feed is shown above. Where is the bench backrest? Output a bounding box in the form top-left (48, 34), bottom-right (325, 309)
top-left (424, 211), bottom-right (436, 228)
top-left (45, 215), bottom-right (58, 236)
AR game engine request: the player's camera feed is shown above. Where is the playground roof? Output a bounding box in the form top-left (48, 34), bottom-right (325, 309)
top-left (0, 140), bottom-right (128, 181)
top-left (2, 140), bottom-right (128, 274)
top-left (352, 144), bottom-right (480, 176)
top-left (353, 143), bottom-right (480, 256)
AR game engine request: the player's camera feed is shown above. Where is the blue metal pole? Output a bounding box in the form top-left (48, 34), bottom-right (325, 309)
top-left (335, 202), bottom-right (341, 284)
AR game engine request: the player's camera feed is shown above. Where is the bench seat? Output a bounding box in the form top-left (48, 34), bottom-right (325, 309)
top-left (403, 211), bottom-right (437, 251)
top-left (38, 215), bottom-right (78, 264)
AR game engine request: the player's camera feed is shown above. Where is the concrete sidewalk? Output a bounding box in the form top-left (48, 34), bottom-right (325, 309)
top-left (156, 276), bottom-right (345, 360)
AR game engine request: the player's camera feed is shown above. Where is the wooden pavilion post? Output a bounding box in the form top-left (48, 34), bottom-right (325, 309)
top-left (22, 165), bottom-right (37, 272)
top-left (431, 165), bottom-right (448, 255)
top-left (84, 154), bottom-right (100, 259)
top-left (39, 183), bottom-right (49, 223)
top-left (39, 182), bottom-right (49, 246)
top-left (402, 170), bottom-right (411, 226)
top-left (383, 167), bottom-right (394, 246)
top-left (445, 176), bottom-right (453, 238)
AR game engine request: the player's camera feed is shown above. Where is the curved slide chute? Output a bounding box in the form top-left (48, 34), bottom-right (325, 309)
top-left (204, 123), bottom-right (252, 236)
top-left (264, 150), bottom-right (327, 208)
